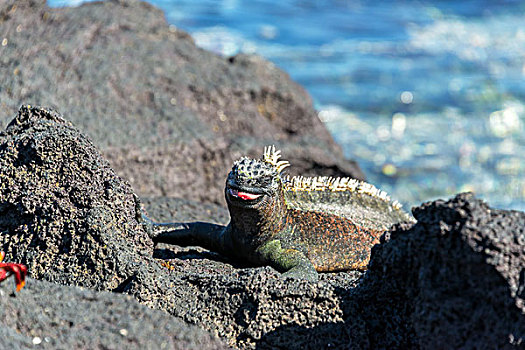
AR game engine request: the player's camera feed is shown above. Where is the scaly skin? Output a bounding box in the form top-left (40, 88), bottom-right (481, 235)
top-left (146, 146), bottom-right (415, 281)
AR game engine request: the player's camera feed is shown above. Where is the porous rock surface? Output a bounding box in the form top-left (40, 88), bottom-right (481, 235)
top-left (0, 277), bottom-right (227, 349)
top-left (0, 0), bottom-right (523, 349)
top-left (0, 106), bottom-right (364, 349)
top-left (353, 192), bottom-right (525, 348)
top-left (145, 192), bottom-right (525, 349)
top-left (0, 0), bottom-right (363, 206)
top-left (1, 108), bottom-right (524, 349)
top-left (0, 105), bottom-right (151, 291)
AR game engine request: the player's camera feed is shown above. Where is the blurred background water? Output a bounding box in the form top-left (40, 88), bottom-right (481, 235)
top-left (50, 0), bottom-right (525, 211)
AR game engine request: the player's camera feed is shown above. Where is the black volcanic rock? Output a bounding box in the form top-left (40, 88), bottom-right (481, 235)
top-left (0, 277), bottom-right (227, 349)
top-left (0, 1), bottom-right (523, 349)
top-left (354, 193), bottom-right (525, 348)
top-left (0, 106), bottom-right (363, 349)
top-left (0, 0), bottom-right (364, 206)
top-left (1, 107), bottom-right (524, 349)
top-left (0, 105), bottom-right (153, 291)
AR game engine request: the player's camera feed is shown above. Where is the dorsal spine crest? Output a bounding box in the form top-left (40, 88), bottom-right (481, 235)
top-left (282, 175), bottom-right (402, 210)
top-left (260, 145), bottom-right (402, 210)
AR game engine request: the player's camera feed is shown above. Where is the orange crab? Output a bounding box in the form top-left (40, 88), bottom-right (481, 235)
top-left (0, 252), bottom-right (27, 292)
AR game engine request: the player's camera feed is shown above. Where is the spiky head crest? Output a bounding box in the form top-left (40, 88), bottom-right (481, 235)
top-left (226, 146), bottom-right (289, 196)
top-left (263, 145), bottom-right (290, 173)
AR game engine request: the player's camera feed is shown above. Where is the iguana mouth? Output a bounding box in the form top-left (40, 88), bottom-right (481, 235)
top-left (228, 188), bottom-right (262, 201)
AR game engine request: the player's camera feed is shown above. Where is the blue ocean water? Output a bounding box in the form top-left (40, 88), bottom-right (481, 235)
top-left (50, 0), bottom-right (525, 211)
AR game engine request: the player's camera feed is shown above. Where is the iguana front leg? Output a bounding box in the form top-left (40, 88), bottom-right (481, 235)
top-left (142, 214), bottom-right (231, 255)
top-left (256, 240), bottom-right (318, 282)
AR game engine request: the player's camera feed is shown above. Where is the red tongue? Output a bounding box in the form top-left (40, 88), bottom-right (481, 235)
top-left (231, 189), bottom-right (261, 200)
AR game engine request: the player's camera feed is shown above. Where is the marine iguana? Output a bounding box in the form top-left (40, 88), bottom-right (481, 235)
top-left (144, 146), bottom-right (415, 281)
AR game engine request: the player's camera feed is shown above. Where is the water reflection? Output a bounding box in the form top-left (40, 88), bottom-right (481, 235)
top-left (49, 0), bottom-right (525, 210)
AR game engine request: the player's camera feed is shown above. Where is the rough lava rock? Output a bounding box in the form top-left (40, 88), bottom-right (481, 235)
top-left (0, 277), bottom-right (227, 349)
top-left (0, 105), bottom-right (151, 291)
top-left (0, 106), bottom-right (364, 349)
top-left (353, 192), bottom-right (525, 348)
top-left (145, 192), bottom-right (525, 349)
top-left (0, 1), bottom-right (523, 349)
top-left (0, 0), bottom-right (364, 206)
top-left (1, 108), bottom-right (524, 349)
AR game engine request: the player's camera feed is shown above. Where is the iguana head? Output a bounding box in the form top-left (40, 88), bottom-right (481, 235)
top-left (225, 146), bottom-right (289, 210)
